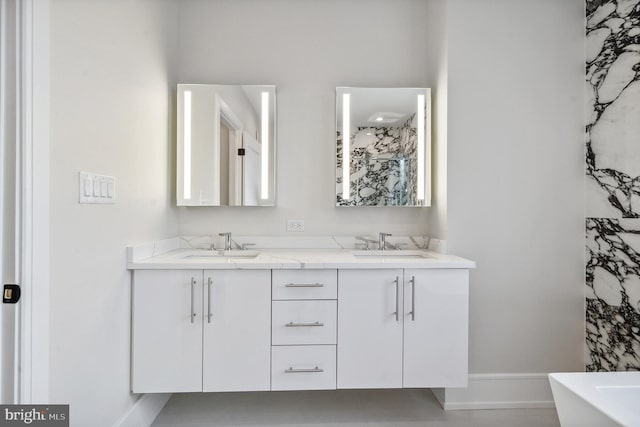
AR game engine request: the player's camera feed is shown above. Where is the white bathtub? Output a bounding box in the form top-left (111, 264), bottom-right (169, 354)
top-left (549, 372), bottom-right (640, 427)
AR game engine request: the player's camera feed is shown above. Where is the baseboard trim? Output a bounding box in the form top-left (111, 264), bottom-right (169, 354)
top-left (113, 393), bottom-right (172, 427)
top-left (432, 373), bottom-right (555, 410)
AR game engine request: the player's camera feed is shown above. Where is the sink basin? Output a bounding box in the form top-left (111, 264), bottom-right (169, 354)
top-left (221, 250), bottom-right (261, 258)
top-left (182, 250), bottom-right (260, 260)
top-left (351, 250), bottom-right (431, 259)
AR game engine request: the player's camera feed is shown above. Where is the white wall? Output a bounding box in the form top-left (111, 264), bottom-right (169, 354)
top-left (424, 0), bottom-right (448, 239)
top-left (49, 0), bottom-right (178, 425)
top-left (447, 0), bottom-right (585, 373)
top-left (176, 0), bottom-right (586, 380)
top-left (175, 0), bottom-right (442, 236)
top-left (43, 0), bottom-right (588, 420)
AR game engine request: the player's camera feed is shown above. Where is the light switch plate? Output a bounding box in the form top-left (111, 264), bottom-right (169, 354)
top-left (79, 172), bottom-right (116, 204)
top-left (286, 219), bottom-right (305, 232)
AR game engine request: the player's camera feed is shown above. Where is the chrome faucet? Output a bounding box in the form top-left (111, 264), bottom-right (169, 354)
top-left (218, 232), bottom-right (252, 251)
top-left (219, 232), bottom-right (232, 251)
top-left (379, 232), bottom-right (392, 251)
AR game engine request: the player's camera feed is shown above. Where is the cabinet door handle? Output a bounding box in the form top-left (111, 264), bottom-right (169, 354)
top-left (285, 366), bottom-right (324, 373)
top-left (190, 277), bottom-right (196, 324)
top-left (285, 283), bottom-right (324, 288)
top-left (409, 275), bottom-right (416, 321)
top-left (285, 321), bottom-right (324, 327)
top-left (207, 277), bottom-right (213, 323)
top-left (393, 276), bottom-right (399, 321)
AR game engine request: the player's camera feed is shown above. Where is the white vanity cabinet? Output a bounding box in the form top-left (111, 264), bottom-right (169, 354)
top-left (337, 269), bottom-right (404, 388)
top-left (337, 269), bottom-right (469, 389)
top-left (403, 269), bottom-right (469, 387)
top-left (202, 270), bottom-right (271, 392)
top-left (132, 270), bottom-right (203, 393)
top-left (129, 257), bottom-right (471, 394)
top-left (131, 269), bottom-right (270, 393)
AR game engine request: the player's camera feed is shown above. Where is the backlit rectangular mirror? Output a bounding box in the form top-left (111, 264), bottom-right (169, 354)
top-left (336, 87), bottom-right (431, 207)
top-left (177, 84), bottom-right (276, 206)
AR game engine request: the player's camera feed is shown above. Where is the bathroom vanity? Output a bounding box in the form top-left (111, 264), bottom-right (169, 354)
top-left (127, 238), bottom-right (475, 394)
top-left (157, 83), bottom-right (471, 394)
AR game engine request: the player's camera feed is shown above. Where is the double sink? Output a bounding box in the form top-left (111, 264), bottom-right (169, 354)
top-left (179, 232), bottom-right (432, 261)
top-left (181, 249), bottom-right (432, 261)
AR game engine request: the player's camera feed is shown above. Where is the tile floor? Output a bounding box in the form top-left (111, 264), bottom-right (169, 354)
top-left (151, 389), bottom-right (560, 427)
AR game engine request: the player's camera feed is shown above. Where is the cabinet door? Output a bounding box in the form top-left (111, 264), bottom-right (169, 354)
top-left (337, 269), bottom-right (403, 389)
top-left (403, 269), bottom-right (469, 387)
top-left (202, 270), bottom-right (271, 392)
top-left (132, 270), bottom-right (203, 393)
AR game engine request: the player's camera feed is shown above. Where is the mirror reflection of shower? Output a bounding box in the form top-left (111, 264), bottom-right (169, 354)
top-left (336, 87), bottom-right (431, 207)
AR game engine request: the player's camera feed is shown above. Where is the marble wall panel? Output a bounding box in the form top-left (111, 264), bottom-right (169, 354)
top-left (586, 0), bottom-right (640, 217)
top-left (586, 218), bottom-right (640, 370)
top-left (586, 0), bottom-right (640, 371)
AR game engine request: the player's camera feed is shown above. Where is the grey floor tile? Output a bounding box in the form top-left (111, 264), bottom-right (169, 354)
top-left (151, 389), bottom-right (560, 427)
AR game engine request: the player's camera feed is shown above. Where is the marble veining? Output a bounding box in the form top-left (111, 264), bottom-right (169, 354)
top-left (127, 235), bottom-right (449, 264)
top-left (178, 234), bottom-right (438, 252)
top-left (586, 218), bottom-right (640, 371)
top-left (126, 236), bottom-right (470, 271)
top-left (586, 0), bottom-right (640, 217)
top-left (585, 0), bottom-right (640, 372)
top-left (336, 114), bottom-right (417, 206)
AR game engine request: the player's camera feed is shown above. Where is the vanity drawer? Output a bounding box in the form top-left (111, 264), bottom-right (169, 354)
top-left (272, 300), bottom-right (337, 345)
top-left (271, 345), bottom-right (336, 391)
top-left (272, 270), bottom-right (337, 300)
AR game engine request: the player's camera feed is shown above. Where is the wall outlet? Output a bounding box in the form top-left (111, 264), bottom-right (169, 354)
top-left (286, 219), bottom-right (305, 232)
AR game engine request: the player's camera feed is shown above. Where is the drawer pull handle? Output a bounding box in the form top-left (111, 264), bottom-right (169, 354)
top-left (207, 277), bottom-right (213, 323)
top-left (190, 277), bottom-right (196, 324)
top-left (285, 283), bottom-right (324, 288)
top-left (393, 276), bottom-right (399, 322)
top-left (285, 321), bottom-right (324, 327)
top-left (409, 275), bottom-right (416, 321)
top-left (285, 366), bottom-right (324, 373)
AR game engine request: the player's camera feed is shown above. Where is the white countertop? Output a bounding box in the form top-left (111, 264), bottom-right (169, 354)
top-left (127, 248), bottom-right (476, 270)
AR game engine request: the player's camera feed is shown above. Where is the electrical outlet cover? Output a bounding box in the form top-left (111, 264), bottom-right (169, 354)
top-left (286, 219), bottom-right (305, 232)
